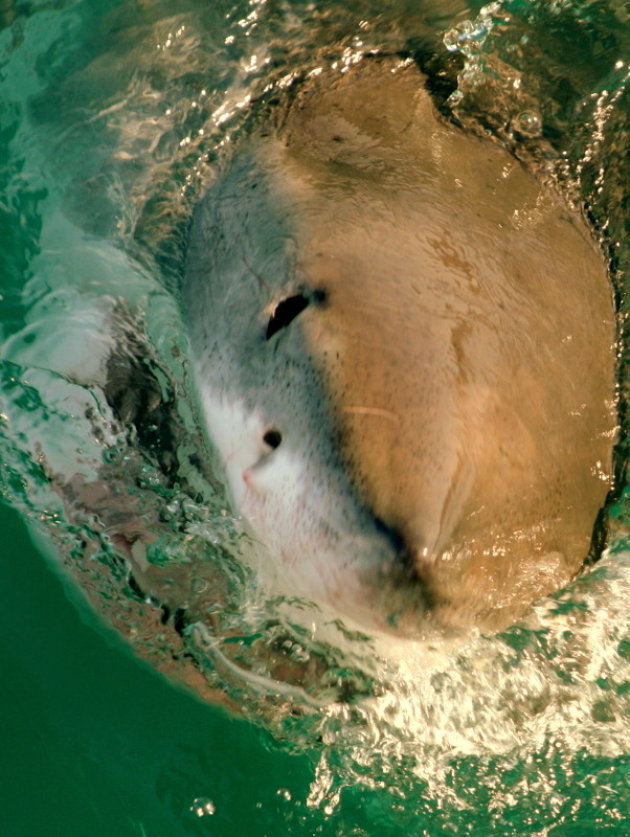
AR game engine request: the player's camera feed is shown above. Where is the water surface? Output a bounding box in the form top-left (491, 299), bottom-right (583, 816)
top-left (1, 0), bottom-right (629, 834)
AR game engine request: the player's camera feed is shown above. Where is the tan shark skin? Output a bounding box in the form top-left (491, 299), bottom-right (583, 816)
top-left (185, 58), bottom-right (616, 631)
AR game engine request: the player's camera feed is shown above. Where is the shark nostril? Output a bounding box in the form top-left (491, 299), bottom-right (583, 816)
top-left (265, 289), bottom-right (327, 341)
top-left (266, 294), bottom-right (309, 340)
top-left (263, 428), bottom-right (282, 450)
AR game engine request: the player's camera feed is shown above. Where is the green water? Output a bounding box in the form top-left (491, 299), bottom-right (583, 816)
top-left (0, 500), bottom-right (335, 837)
top-left (2, 503), bottom-right (630, 834)
top-left (1, 0), bottom-right (630, 834)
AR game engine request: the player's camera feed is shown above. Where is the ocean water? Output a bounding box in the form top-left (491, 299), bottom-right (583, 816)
top-left (1, 1), bottom-right (629, 835)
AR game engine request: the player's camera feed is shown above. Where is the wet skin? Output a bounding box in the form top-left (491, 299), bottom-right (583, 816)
top-left (183, 57), bottom-right (616, 634)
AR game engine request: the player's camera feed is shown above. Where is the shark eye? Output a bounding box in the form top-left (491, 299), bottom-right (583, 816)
top-left (263, 428), bottom-right (282, 449)
top-left (265, 293), bottom-right (309, 340)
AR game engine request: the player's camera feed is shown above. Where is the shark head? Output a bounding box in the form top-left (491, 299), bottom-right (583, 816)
top-left (183, 58), bottom-right (615, 633)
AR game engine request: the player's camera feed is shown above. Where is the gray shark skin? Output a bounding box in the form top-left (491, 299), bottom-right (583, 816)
top-left (183, 57), bottom-right (616, 634)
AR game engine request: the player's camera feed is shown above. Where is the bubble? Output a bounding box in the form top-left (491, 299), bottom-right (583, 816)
top-left (513, 110), bottom-right (542, 138)
top-left (190, 797), bottom-right (216, 817)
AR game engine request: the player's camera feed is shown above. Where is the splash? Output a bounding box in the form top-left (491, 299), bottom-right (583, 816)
top-left (1, 0), bottom-right (629, 829)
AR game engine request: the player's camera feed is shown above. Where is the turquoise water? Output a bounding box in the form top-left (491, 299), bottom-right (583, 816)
top-left (1, 0), bottom-right (629, 834)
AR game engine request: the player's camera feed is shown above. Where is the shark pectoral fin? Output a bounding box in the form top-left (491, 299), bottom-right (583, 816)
top-left (406, 449), bottom-right (477, 586)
